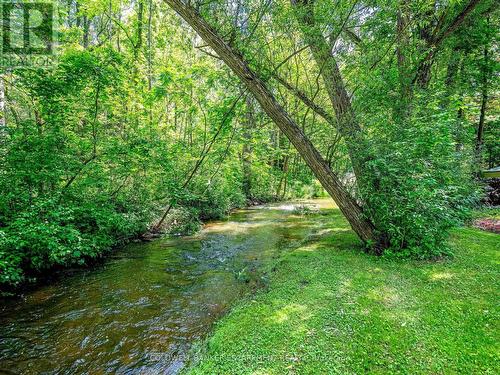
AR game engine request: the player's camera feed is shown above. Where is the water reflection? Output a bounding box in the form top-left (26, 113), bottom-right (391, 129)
top-left (0, 199), bottom-right (334, 374)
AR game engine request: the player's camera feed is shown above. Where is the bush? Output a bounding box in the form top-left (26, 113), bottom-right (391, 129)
top-left (0, 198), bottom-right (147, 287)
top-left (364, 160), bottom-right (474, 258)
top-left (165, 207), bottom-right (202, 236)
top-left (362, 103), bottom-right (478, 258)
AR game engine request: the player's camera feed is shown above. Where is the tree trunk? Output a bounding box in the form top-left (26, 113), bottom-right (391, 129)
top-left (76, 1), bottom-right (81, 28)
top-left (475, 45), bottom-right (489, 168)
top-left (413, 0), bottom-right (481, 88)
top-left (396, 0), bottom-right (412, 119)
top-left (154, 93), bottom-right (243, 231)
top-left (136, 0), bottom-right (144, 59)
top-left (290, 0), bottom-right (371, 187)
top-left (443, 47), bottom-right (466, 152)
top-left (82, 15), bottom-right (90, 48)
top-left (475, 89), bottom-right (487, 165)
top-left (242, 96), bottom-right (254, 199)
top-left (164, 0), bottom-right (381, 247)
top-left (0, 75), bottom-right (5, 129)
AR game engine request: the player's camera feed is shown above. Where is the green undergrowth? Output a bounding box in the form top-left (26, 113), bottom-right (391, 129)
top-left (187, 208), bottom-right (499, 374)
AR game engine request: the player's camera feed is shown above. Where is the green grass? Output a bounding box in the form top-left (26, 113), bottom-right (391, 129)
top-left (187, 208), bottom-right (499, 374)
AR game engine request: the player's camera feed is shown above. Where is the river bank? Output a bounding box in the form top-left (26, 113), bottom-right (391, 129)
top-left (0, 199), bottom-right (332, 373)
top-left (0, 196), bottom-right (289, 296)
top-left (186, 207), bottom-right (499, 374)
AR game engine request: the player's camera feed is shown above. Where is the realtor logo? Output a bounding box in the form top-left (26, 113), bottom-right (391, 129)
top-left (1, 1), bottom-right (55, 68)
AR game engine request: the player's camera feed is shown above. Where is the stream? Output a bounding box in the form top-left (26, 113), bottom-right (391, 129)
top-left (0, 199), bottom-right (334, 374)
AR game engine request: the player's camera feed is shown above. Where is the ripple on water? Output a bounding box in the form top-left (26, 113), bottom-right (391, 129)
top-left (0, 199), bottom-right (335, 374)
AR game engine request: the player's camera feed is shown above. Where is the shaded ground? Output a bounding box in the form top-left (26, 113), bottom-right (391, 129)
top-left (187, 208), bottom-right (499, 374)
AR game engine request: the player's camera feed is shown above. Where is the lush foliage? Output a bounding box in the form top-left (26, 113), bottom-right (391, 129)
top-left (0, 3), bottom-right (320, 288)
top-left (0, 0), bottom-right (498, 287)
top-left (362, 95), bottom-right (479, 258)
top-left (185, 0), bottom-right (497, 257)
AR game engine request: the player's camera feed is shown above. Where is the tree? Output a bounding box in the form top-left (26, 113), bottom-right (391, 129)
top-left (164, 0), bottom-right (380, 246)
top-left (163, 0), bottom-right (496, 256)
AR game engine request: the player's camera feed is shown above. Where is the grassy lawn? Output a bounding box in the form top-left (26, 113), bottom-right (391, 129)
top-left (187, 208), bottom-right (499, 374)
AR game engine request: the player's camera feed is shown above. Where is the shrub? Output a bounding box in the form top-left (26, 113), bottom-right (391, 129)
top-left (362, 102), bottom-right (479, 258)
top-left (0, 198), bottom-right (147, 287)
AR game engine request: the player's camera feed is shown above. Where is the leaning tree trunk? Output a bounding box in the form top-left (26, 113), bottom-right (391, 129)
top-left (290, 0), bottom-right (371, 185)
top-left (164, 0), bottom-right (382, 248)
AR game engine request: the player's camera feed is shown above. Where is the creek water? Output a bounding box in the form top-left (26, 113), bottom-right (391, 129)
top-left (0, 199), bottom-right (335, 374)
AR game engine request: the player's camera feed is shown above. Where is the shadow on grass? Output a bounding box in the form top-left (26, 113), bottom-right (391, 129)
top-left (188, 209), bottom-right (499, 375)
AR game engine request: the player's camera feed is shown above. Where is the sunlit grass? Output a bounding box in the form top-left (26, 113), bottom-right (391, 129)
top-left (187, 208), bottom-right (500, 374)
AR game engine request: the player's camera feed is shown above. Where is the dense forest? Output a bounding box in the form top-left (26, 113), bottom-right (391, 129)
top-left (0, 0), bottom-right (498, 288)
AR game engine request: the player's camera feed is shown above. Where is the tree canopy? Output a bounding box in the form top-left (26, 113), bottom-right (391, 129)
top-left (0, 0), bottom-right (498, 287)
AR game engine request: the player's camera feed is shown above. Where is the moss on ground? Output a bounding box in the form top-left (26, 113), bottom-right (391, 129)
top-left (187, 208), bottom-right (499, 374)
